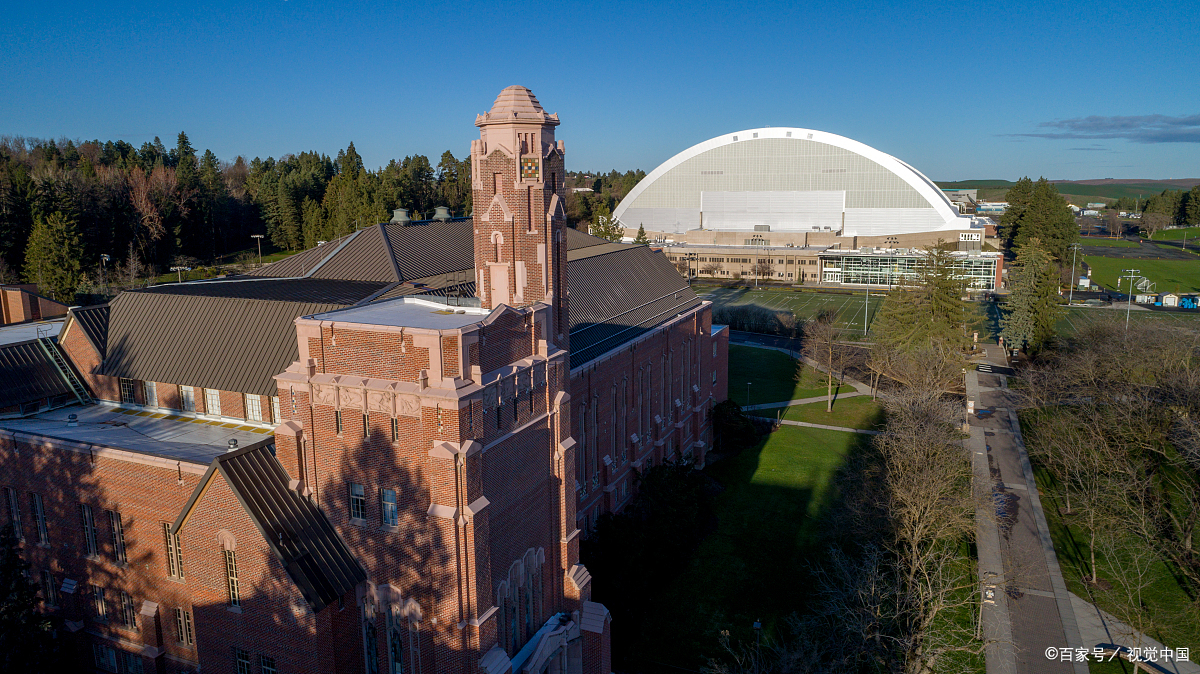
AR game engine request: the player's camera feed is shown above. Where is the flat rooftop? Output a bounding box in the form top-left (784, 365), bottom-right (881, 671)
top-left (0, 404), bottom-right (274, 465)
top-left (0, 319), bottom-right (63, 346)
top-left (306, 296), bottom-right (491, 330)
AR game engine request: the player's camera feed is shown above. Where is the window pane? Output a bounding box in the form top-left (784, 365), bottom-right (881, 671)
top-left (144, 381), bottom-right (157, 407)
top-left (382, 489), bottom-right (398, 527)
top-left (205, 389), bottom-right (222, 416)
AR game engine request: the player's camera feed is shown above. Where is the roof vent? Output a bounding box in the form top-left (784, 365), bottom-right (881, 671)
top-left (67, 413), bottom-right (78, 427)
top-left (390, 208), bottom-right (411, 225)
top-left (754, 225), bottom-right (771, 232)
top-left (432, 206), bottom-right (452, 221)
top-left (227, 439), bottom-right (239, 452)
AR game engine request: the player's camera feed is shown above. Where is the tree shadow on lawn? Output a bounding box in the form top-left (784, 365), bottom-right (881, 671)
top-left (628, 425), bottom-right (880, 674)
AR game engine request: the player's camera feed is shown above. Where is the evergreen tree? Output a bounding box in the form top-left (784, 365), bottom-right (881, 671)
top-left (24, 211), bottom-right (83, 302)
top-left (1014, 179), bottom-right (1077, 263)
top-left (590, 201), bottom-right (623, 241)
top-left (1001, 239), bottom-right (1061, 353)
top-left (999, 177), bottom-right (1034, 247)
top-left (871, 246), bottom-right (977, 352)
top-left (633, 224), bottom-right (649, 244)
top-left (1186, 186), bottom-right (1200, 226)
top-left (0, 524), bottom-right (64, 671)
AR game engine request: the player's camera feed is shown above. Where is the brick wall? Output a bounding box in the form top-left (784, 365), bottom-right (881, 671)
top-left (59, 316), bottom-right (119, 402)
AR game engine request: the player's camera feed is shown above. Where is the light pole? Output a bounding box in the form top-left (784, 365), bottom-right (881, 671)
top-left (863, 286), bottom-right (870, 336)
top-left (746, 382), bottom-right (752, 408)
top-left (1067, 243), bottom-right (1081, 306)
top-left (99, 254), bottom-right (110, 294)
top-left (170, 266), bottom-right (192, 284)
top-left (251, 234), bottom-right (264, 268)
top-left (1118, 268), bottom-right (1141, 332)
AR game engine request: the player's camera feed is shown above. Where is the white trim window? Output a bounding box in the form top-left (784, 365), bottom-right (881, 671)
top-left (350, 483), bottom-right (366, 521)
top-left (92, 584), bottom-right (107, 621)
top-left (271, 396), bottom-right (281, 423)
top-left (174, 607), bottom-right (194, 645)
top-left (381, 489), bottom-right (398, 527)
top-left (143, 381), bottom-right (158, 407)
top-left (245, 395), bottom-right (263, 423)
top-left (119, 378), bottom-right (136, 404)
top-left (180, 386), bottom-right (196, 413)
top-left (163, 523), bottom-right (184, 579)
top-left (80, 504), bottom-right (98, 557)
top-left (92, 643), bottom-right (118, 672)
top-left (120, 590), bottom-right (137, 630)
top-left (108, 510), bottom-right (126, 564)
top-left (225, 550), bottom-right (240, 608)
top-left (30, 492), bottom-right (47, 544)
top-left (4, 486), bottom-right (20, 538)
top-left (204, 389), bottom-right (222, 416)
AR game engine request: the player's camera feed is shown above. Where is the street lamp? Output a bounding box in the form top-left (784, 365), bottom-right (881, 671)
top-left (746, 382), bottom-right (752, 408)
top-left (99, 254), bottom-right (110, 293)
top-left (1067, 243), bottom-right (1081, 306)
top-left (251, 234), bottom-right (265, 268)
top-left (170, 266), bottom-right (192, 284)
top-left (1118, 268), bottom-right (1141, 332)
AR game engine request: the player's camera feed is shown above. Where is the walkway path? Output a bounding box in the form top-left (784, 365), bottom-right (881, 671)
top-left (969, 346), bottom-right (1087, 674)
top-left (742, 391), bottom-right (865, 411)
top-left (747, 415), bottom-right (880, 436)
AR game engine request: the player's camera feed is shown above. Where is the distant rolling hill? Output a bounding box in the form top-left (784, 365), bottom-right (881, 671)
top-left (936, 178), bottom-right (1200, 205)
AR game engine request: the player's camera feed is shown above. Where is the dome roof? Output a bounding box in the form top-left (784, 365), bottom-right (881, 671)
top-left (476, 86), bottom-right (559, 127)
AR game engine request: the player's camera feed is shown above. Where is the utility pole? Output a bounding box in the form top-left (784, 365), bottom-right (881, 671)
top-left (170, 266), bottom-right (192, 284)
top-left (1119, 269), bottom-right (1141, 332)
top-left (746, 382), bottom-right (752, 408)
top-left (251, 234), bottom-right (264, 267)
top-left (99, 254), bottom-right (110, 294)
top-left (1067, 243), bottom-right (1081, 306)
top-left (863, 286), bottom-right (869, 336)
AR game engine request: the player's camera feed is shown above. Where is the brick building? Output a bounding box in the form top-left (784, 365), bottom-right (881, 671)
top-left (0, 86), bottom-right (728, 674)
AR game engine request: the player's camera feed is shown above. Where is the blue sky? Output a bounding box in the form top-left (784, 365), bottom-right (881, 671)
top-left (3, 0), bottom-right (1198, 181)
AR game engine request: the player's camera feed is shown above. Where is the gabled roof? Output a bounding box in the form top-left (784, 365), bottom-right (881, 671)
top-left (98, 280), bottom-right (387, 395)
top-left (564, 227), bottom-right (611, 250)
top-left (69, 304), bottom-right (109, 355)
top-left (174, 444), bottom-right (366, 613)
top-left (0, 339), bottom-right (73, 409)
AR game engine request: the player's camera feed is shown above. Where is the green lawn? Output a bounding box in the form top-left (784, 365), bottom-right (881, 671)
top-left (781, 395), bottom-right (885, 430)
top-left (649, 425), bottom-right (868, 668)
top-left (1079, 238), bottom-right (1139, 248)
top-left (1055, 306), bottom-right (1200, 336)
top-left (1151, 226), bottom-right (1200, 241)
top-left (728, 344), bottom-right (849, 406)
top-left (1082, 254), bottom-right (1200, 293)
top-left (696, 286), bottom-right (880, 333)
top-left (1035, 468), bottom-right (1198, 657)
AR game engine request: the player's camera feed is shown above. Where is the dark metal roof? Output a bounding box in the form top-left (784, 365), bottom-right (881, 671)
top-left (98, 282), bottom-right (384, 395)
top-left (245, 233), bottom-right (356, 278)
top-left (567, 244), bottom-right (701, 367)
top-left (383, 220), bottom-right (475, 281)
top-left (565, 227), bottom-right (611, 250)
top-left (0, 339), bottom-right (74, 408)
top-left (69, 305), bottom-right (110, 355)
top-left (175, 445), bottom-right (366, 613)
top-left (310, 227), bottom-right (398, 282)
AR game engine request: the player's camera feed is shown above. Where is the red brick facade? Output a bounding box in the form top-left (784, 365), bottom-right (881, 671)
top-left (0, 86), bottom-right (729, 674)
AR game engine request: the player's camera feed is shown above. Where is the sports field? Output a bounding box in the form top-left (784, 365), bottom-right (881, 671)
top-left (1056, 306), bottom-right (1200, 336)
top-left (695, 286), bottom-right (881, 332)
top-left (1151, 226), bottom-right (1200, 241)
top-left (1082, 254), bottom-right (1200, 293)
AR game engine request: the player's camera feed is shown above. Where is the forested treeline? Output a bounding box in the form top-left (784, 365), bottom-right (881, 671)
top-left (0, 133), bottom-right (472, 301)
top-left (1108, 186), bottom-right (1200, 226)
top-left (564, 169), bottom-right (645, 228)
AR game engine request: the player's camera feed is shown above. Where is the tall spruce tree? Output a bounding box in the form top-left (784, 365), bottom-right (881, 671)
top-left (0, 525), bottom-right (64, 671)
top-left (633, 224), bottom-right (649, 244)
top-left (24, 210), bottom-right (83, 302)
top-left (1014, 179), bottom-right (1077, 263)
top-left (1001, 238), bottom-right (1061, 353)
top-left (999, 177), bottom-right (1035, 248)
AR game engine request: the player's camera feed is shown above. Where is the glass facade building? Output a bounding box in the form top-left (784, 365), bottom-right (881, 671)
top-left (820, 251), bottom-right (1001, 290)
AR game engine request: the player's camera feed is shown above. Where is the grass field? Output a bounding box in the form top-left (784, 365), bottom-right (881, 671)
top-left (1082, 254), bottom-right (1200, 293)
top-left (1079, 237), bottom-right (1139, 248)
top-left (728, 344), bottom-right (849, 405)
top-left (649, 424), bottom-right (868, 668)
top-left (1035, 468), bottom-right (1199, 659)
top-left (695, 286), bottom-right (880, 332)
top-left (1151, 226), bottom-right (1200, 241)
top-left (782, 395), bottom-right (885, 430)
top-left (1055, 306), bottom-right (1200, 336)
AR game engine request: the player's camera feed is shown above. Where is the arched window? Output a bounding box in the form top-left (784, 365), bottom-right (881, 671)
top-left (387, 606), bottom-right (405, 674)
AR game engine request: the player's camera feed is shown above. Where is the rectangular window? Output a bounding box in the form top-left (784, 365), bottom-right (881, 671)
top-left (120, 378), bottom-right (136, 404)
top-left (204, 389), bottom-right (222, 416)
top-left (381, 489), bottom-right (398, 527)
top-left (30, 493), bottom-right (47, 544)
top-left (4, 486), bottom-right (20, 538)
top-left (712, 371), bottom-right (717, 385)
top-left (271, 396), bottom-right (281, 423)
top-left (363, 413), bottom-right (369, 438)
top-left (162, 523), bottom-right (184, 579)
top-left (234, 647), bottom-right (252, 674)
top-left (41, 569), bottom-right (57, 606)
top-left (123, 651), bottom-right (145, 674)
top-left (174, 607), bottom-right (194, 645)
top-left (109, 510), bottom-right (126, 564)
top-left (225, 550), bottom-right (240, 607)
top-left (144, 381), bottom-right (158, 407)
top-left (335, 410), bottom-right (343, 436)
top-left (350, 483), bottom-right (366, 521)
top-left (260, 655), bottom-right (277, 674)
top-left (93, 643), bottom-right (118, 672)
top-left (92, 584), bottom-right (107, 621)
top-left (120, 590), bottom-right (137, 629)
top-left (80, 503), bottom-right (98, 557)
top-left (180, 386), bottom-right (196, 412)
top-left (245, 395), bottom-right (262, 422)
top-left (390, 417), bottom-right (399, 443)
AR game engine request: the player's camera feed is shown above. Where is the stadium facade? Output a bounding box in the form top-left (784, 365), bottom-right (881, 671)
top-left (615, 128), bottom-right (1002, 289)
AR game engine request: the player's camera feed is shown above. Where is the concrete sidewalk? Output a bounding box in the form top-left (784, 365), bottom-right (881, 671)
top-left (748, 415), bottom-right (881, 436)
top-left (742, 391), bottom-right (865, 411)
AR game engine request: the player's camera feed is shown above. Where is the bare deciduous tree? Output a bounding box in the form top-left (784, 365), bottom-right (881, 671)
top-left (802, 309), bottom-right (845, 412)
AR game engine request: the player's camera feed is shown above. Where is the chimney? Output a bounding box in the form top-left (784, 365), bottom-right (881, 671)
top-left (227, 439), bottom-right (239, 452)
top-left (391, 208), bottom-right (411, 225)
top-left (432, 206), bottom-right (452, 221)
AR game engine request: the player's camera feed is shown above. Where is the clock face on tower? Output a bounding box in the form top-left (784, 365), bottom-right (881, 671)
top-left (521, 158), bottom-right (540, 181)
